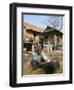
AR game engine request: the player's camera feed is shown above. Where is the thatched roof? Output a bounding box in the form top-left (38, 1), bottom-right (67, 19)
top-left (24, 22), bottom-right (44, 33)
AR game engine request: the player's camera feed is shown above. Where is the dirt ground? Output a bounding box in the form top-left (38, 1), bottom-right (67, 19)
top-left (22, 50), bottom-right (63, 75)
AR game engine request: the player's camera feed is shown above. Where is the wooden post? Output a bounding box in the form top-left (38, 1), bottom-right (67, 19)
top-left (54, 34), bottom-right (57, 50)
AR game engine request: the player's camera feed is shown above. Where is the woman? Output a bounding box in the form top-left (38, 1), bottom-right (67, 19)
top-left (31, 43), bottom-right (50, 68)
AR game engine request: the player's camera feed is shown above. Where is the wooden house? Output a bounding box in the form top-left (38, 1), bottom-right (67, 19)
top-left (23, 23), bottom-right (44, 52)
top-left (42, 26), bottom-right (63, 50)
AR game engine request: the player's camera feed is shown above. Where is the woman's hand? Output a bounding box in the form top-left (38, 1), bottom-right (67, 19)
top-left (38, 61), bottom-right (48, 66)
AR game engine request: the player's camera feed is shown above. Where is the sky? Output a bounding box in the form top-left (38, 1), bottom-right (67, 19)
top-left (23, 14), bottom-right (64, 32)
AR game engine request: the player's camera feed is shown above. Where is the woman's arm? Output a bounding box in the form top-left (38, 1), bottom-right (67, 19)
top-left (38, 61), bottom-right (48, 66)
